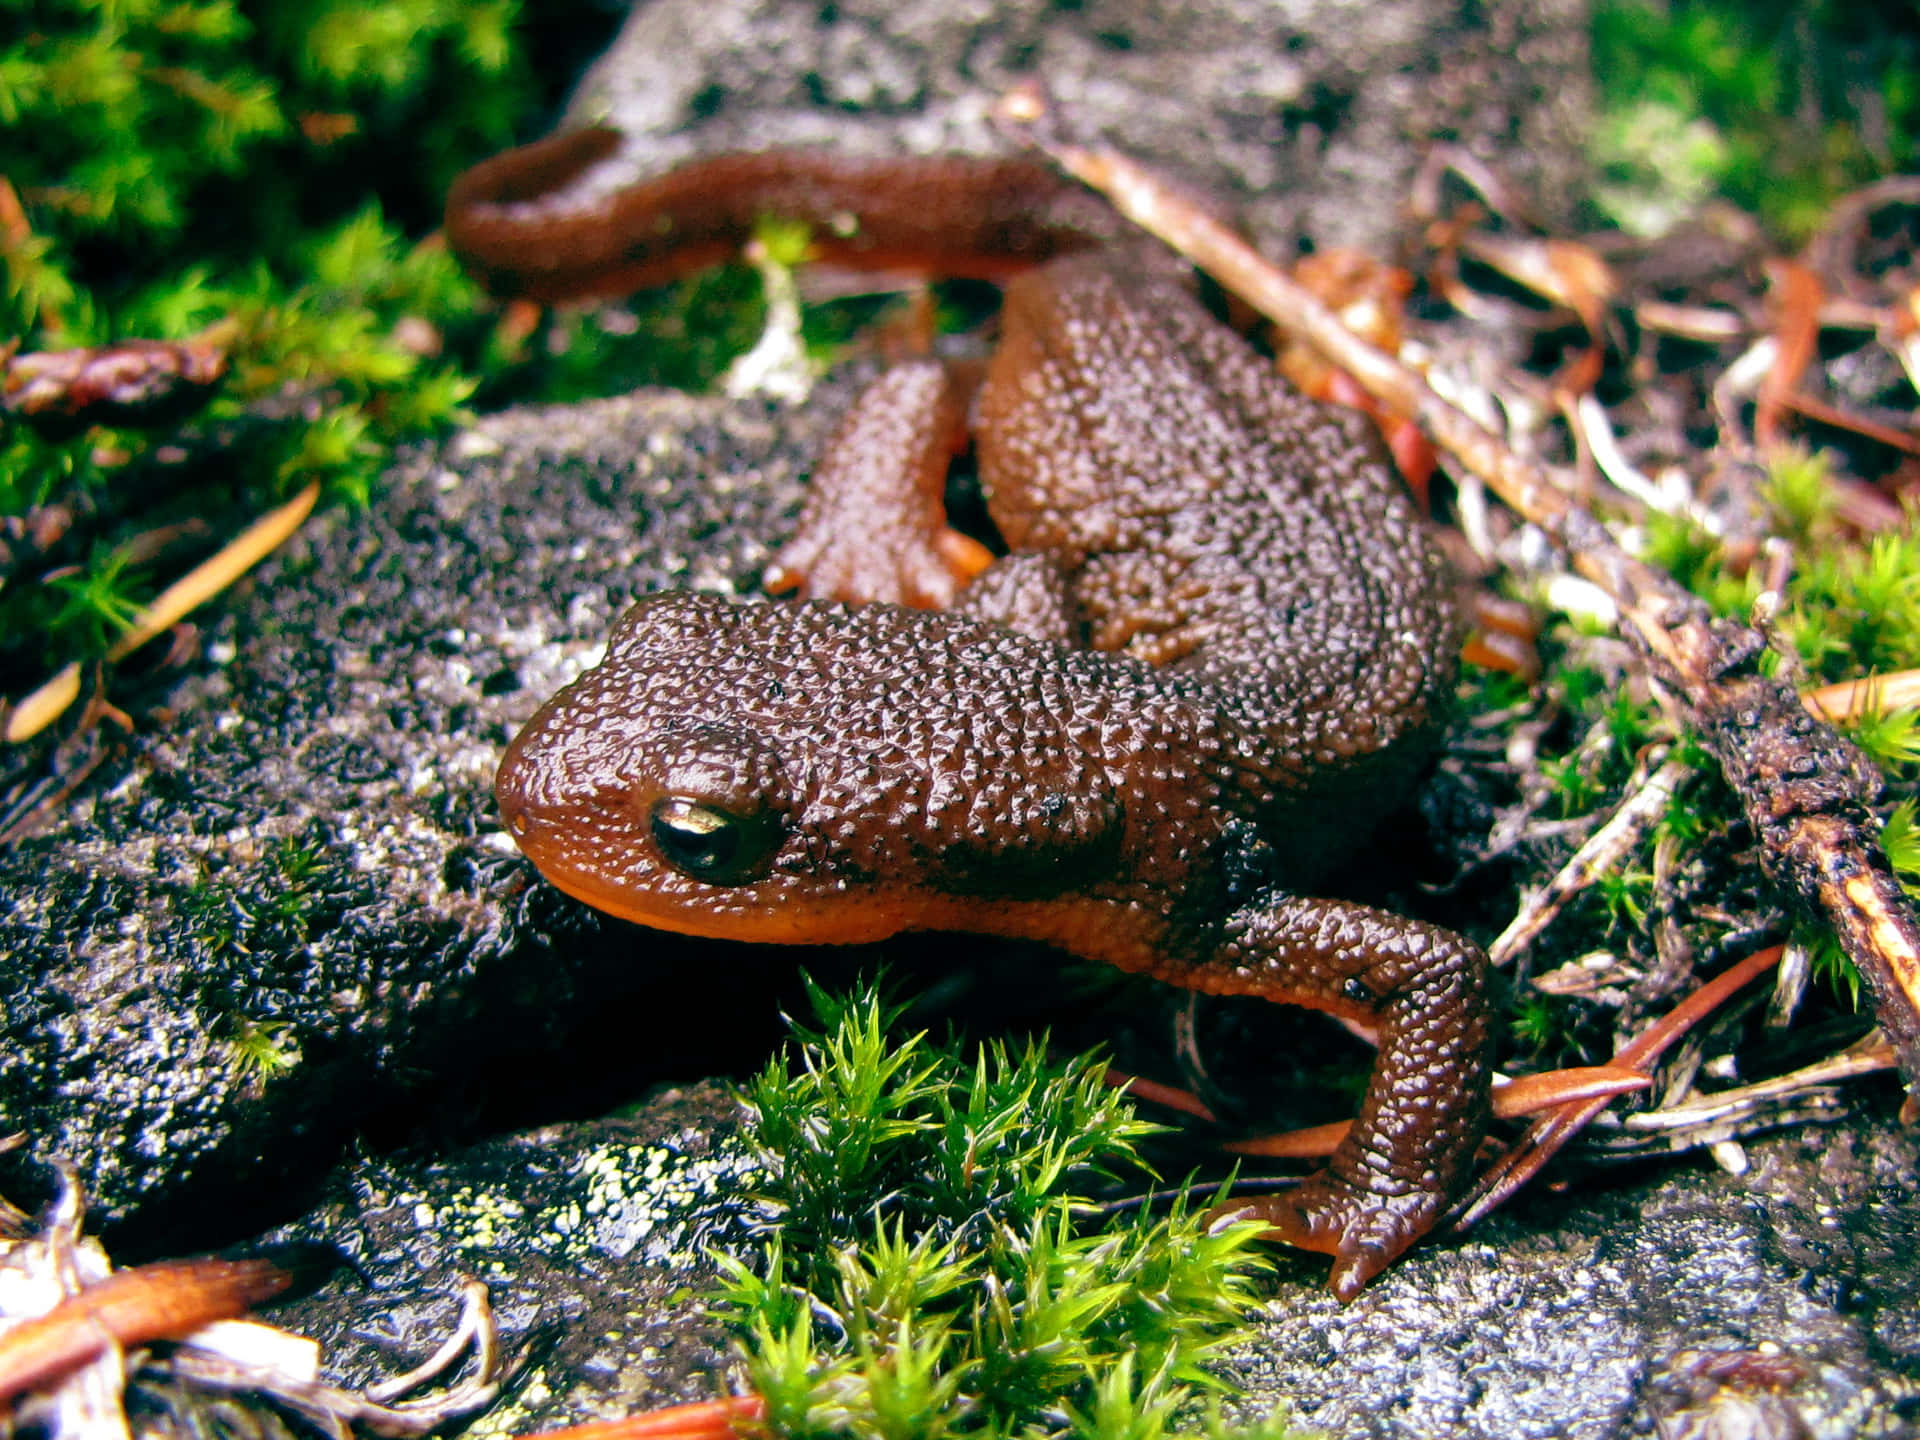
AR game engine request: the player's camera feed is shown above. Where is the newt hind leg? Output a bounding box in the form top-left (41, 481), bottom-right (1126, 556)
top-left (763, 359), bottom-right (993, 608)
top-left (1170, 895), bottom-right (1490, 1300)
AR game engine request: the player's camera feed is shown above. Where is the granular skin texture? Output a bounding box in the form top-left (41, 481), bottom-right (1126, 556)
top-left (497, 251), bottom-right (1490, 1297)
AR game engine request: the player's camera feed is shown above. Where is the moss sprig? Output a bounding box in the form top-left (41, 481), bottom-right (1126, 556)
top-left (718, 980), bottom-right (1290, 1440)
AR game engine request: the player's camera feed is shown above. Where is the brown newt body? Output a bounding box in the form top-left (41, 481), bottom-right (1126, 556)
top-left (475, 143), bottom-right (1490, 1298)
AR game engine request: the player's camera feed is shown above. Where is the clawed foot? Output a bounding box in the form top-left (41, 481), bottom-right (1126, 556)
top-left (765, 522), bottom-right (992, 608)
top-left (1216, 1172), bottom-right (1445, 1302)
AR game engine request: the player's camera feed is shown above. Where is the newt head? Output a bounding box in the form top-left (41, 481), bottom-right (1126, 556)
top-left (499, 592), bottom-right (833, 943)
top-left (496, 589), bottom-right (1118, 946)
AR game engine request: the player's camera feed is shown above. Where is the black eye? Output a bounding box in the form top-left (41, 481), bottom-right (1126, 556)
top-left (649, 796), bottom-right (782, 885)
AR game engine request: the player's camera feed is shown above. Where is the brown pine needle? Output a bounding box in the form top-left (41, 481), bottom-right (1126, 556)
top-left (1448, 944), bottom-right (1786, 1232)
top-left (3, 662), bottom-right (82, 745)
top-left (5, 482), bottom-right (320, 744)
top-left (516, 1395), bottom-right (768, 1440)
top-left (1803, 670), bottom-right (1920, 724)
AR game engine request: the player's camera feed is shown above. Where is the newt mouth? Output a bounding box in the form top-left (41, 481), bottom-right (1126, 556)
top-left (497, 772), bottom-right (931, 947)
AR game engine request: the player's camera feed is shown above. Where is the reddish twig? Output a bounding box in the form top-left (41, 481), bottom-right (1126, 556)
top-left (1, 334), bottom-right (228, 437)
top-left (1755, 261), bottom-right (1823, 449)
top-left (0, 1257), bottom-right (291, 1404)
top-left (1224, 1064), bottom-right (1652, 1159)
top-left (518, 1395), bottom-right (768, 1440)
top-left (1103, 1066), bottom-right (1220, 1123)
top-left (1446, 944), bottom-right (1785, 1231)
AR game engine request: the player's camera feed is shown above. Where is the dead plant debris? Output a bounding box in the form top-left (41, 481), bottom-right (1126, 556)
top-left (0, 1162), bottom-right (503, 1440)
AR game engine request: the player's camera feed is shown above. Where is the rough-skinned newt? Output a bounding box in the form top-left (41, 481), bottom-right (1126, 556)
top-left (469, 140), bottom-right (1492, 1299)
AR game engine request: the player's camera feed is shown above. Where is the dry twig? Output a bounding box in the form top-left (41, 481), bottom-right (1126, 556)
top-left (0, 1165), bottom-right (504, 1440)
top-left (1489, 753), bottom-right (1697, 968)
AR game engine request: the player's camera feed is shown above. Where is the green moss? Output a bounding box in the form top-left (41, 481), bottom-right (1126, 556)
top-left (1845, 704), bottom-right (1920, 773)
top-left (496, 264), bottom-right (771, 406)
top-left (46, 544), bottom-right (151, 651)
top-left (1881, 800), bottom-right (1920, 887)
top-left (1620, 450), bottom-right (1920, 772)
top-left (1763, 445), bottom-right (1842, 546)
top-left (1509, 993), bottom-right (1572, 1056)
top-left (1637, 511), bottom-right (1763, 621)
top-left (0, 0), bottom-right (532, 678)
top-left (1782, 528), bottom-right (1920, 686)
top-left (176, 875), bottom-right (244, 955)
top-left (227, 1015), bottom-right (301, 1080)
top-left (1592, 0), bottom-right (1920, 239)
top-left (718, 980), bottom-right (1300, 1440)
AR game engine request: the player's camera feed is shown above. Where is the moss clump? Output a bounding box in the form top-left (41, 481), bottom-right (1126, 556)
top-left (1592, 0), bottom-right (1920, 239)
top-left (718, 980), bottom-right (1300, 1440)
top-left (1, 0), bottom-right (538, 681)
top-left (1628, 449), bottom-right (1920, 776)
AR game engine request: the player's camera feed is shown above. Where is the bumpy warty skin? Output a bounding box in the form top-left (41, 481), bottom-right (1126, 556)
top-left (975, 255), bottom-right (1459, 837)
top-left (500, 254), bottom-right (1459, 955)
top-left (496, 250), bottom-right (1486, 1297)
top-left (502, 591), bottom-right (1201, 956)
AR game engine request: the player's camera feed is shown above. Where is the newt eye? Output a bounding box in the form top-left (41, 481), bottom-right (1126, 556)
top-left (649, 796), bottom-right (782, 885)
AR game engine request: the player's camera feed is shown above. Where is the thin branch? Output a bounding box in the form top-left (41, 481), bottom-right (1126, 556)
top-left (1489, 753), bottom-right (1695, 968)
top-left (1618, 1035), bottom-right (1897, 1133)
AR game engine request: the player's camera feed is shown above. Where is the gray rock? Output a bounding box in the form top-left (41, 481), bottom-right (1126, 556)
top-left (265, 1083), bottom-right (763, 1432)
top-left (1232, 1113), bottom-right (1920, 1438)
top-left (0, 378), bottom-right (855, 1229)
top-left (570, 0), bottom-right (1592, 258)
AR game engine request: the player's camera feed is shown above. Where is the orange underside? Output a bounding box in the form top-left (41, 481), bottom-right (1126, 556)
top-left (540, 865), bottom-right (951, 947)
top-left (531, 852), bottom-right (1149, 961)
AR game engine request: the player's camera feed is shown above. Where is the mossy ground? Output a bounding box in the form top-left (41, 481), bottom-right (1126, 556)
top-left (718, 980), bottom-right (1307, 1440)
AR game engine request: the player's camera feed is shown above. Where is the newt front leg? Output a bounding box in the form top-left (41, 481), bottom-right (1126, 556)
top-left (762, 360), bottom-right (993, 608)
top-left (1162, 895), bottom-right (1490, 1299)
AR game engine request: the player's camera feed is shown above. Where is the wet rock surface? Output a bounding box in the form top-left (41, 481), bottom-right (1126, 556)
top-left (1232, 1107), bottom-right (1920, 1439)
top-left (0, 376), bottom-right (860, 1234)
top-left (266, 1083), bottom-right (762, 1434)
